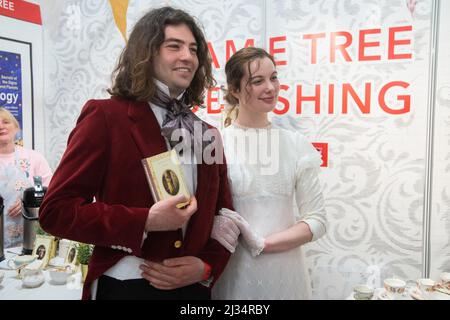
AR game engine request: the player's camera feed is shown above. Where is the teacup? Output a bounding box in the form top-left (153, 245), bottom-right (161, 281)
top-left (48, 267), bottom-right (74, 285)
top-left (7, 255), bottom-right (36, 270)
top-left (353, 284), bottom-right (374, 300)
top-left (440, 272), bottom-right (450, 287)
top-left (384, 278), bottom-right (406, 299)
top-left (417, 278), bottom-right (435, 299)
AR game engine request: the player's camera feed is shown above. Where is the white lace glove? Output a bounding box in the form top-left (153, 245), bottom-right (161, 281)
top-left (211, 214), bottom-right (240, 253)
top-left (219, 208), bottom-right (265, 257)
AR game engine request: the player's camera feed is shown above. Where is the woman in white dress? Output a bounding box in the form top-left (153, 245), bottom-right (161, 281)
top-left (211, 47), bottom-right (327, 300)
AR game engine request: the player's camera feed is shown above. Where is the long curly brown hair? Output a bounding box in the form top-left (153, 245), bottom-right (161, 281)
top-left (107, 6), bottom-right (215, 106)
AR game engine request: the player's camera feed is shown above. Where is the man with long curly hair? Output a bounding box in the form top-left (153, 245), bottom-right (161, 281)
top-left (39, 6), bottom-right (233, 300)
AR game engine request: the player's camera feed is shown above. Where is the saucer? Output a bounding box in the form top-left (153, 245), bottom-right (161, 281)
top-left (377, 289), bottom-right (393, 300)
top-left (409, 288), bottom-right (425, 300)
top-left (408, 287), bottom-right (450, 300)
top-left (350, 292), bottom-right (375, 300)
top-left (435, 284), bottom-right (450, 296)
top-left (377, 288), bottom-right (412, 300)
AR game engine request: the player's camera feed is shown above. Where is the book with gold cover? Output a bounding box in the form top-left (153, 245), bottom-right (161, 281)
top-left (141, 150), bottom-right (190, 208)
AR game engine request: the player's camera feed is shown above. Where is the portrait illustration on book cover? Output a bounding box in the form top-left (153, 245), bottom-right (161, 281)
top-left (142, 150), bottom-right (190, 208)
top-left (162, 169), bottom-right (180, 195)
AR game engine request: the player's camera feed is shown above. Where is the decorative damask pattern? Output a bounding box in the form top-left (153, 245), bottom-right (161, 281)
top-left (41, 0), bottom-right (126, 169)
top-left (39, 0), bottom-right (447, 299)
top-left (267, 0), bottom-right (433, 299)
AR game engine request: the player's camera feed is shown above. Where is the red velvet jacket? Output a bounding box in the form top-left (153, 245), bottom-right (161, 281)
top-left (39, 97), bottom-right (233, 299)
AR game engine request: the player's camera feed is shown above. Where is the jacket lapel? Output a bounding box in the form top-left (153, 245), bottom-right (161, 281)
top-left (128, 99), bottom-right (214, 248)
top-left (127, 100), bottom-right (168, 158)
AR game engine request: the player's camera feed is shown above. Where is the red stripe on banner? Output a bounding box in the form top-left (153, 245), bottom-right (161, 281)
top-left (0, 0), bottom-right (42, 25)
top-left (312, 142), bottom-right (328, 168)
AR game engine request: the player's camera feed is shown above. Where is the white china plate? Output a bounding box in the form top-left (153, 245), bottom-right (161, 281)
top-left (435, 285), bottom-right (450, 296)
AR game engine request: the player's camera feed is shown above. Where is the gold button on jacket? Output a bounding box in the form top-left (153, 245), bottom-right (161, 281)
top-left (174, 240), bottom-right (182, 248)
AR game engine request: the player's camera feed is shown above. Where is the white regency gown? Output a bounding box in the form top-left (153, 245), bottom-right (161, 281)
top-left (212, 123), bottom-right (327, 300)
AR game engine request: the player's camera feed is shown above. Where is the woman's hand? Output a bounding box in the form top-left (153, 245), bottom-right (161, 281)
top-left (219, 208), bottom-right (265, 257)
top-left (7, 198), bottom-right (22, 217)
top-left (211, 214), bottom-right (240, 253)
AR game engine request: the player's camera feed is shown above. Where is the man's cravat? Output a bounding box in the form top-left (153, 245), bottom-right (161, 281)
top-left (150, 89), bottom-right (212, 152)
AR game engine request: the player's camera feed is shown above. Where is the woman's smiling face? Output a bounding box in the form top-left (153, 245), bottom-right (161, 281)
top-left (232, 57), bottom-right (280, 115)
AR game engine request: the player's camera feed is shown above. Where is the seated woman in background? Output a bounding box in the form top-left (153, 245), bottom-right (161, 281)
top-left (0, 107), bottom-right (52, 248)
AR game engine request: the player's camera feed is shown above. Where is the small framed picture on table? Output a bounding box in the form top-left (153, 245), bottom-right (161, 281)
top-left (65, 241), bottom-right (78, 266)
top-left (32, 235), bottom-right (54, 268)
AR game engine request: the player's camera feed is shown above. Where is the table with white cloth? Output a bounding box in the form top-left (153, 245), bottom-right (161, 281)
top-left (0, 248), bottom-right (82, 300)
top-left (347, 286), bottom-right (450, 300)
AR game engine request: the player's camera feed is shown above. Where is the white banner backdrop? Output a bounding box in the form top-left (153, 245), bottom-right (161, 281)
top-left (265, 0), bottom-right (432, 298)
top-left (431, 0), bottom-right (450, 281)
top-left (39, 0), bottom-right (448, 299)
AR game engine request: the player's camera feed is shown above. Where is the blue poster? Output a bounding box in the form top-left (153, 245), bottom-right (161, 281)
top-left (0, 51), bottom-right (22, 144)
